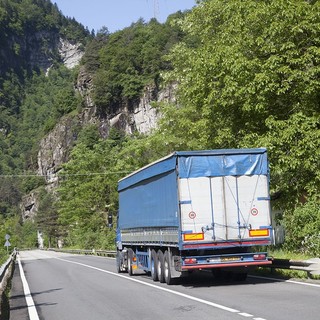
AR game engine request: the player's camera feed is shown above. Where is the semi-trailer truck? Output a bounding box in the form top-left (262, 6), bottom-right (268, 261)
top-left (116, 148), bottom-right (274, 284)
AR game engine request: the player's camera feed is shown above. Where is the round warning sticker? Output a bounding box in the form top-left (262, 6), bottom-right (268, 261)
top-left (189, 211), bottom-right (196, 219)
top-left (251, 208), bottom-right (259, 216)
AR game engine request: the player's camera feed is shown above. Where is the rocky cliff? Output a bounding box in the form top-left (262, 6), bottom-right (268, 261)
top-left (0, 27), bottom-right (85, 79)
top-left (59, 38), bottom-right (84, 69)
top-left (21, 65), bottom-right (176, 219)
top-left (19, 37), bottom-right (85, 220)
top-left (38, 67), bottom-right (176, 184)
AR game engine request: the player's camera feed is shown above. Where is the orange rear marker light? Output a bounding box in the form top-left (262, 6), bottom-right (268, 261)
top-left (249, 229), bottom-right (269, 237)
top-left (183, 233), bottom-right (204, 241)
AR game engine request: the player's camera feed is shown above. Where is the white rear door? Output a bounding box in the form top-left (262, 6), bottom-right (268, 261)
top-left (179, 175), bottom-right (271, 242)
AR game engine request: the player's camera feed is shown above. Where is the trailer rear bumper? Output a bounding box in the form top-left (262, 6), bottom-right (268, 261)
top-left (180, 252), bottom-right (271, 271)
top-left (182, 239), bottom-right (272, 250)
top-left (181, 260), bottom-right (272, 271)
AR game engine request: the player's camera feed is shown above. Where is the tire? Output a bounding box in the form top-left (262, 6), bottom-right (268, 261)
top-left (127, 248), bottom-right (134, 276)
top-left (221, 270), bottom-right (233, 281)
top-left (151, 249), bottom-right (158, 281)
top-left (234, 272), bottom-right (248, 281)
top-left (164, 250), bottom-right (173, 285)
top-left (157, 250), bottom-right (165, 283)
top-left (211, 268), bottom-right (222, 279)
top-left (116, 251), bottom-right (122, 273)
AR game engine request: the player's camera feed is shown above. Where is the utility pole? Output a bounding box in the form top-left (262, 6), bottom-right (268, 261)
top-left (153, 0), bottom-right (160, 20)
top-left (147, 0), bottom-right (160, 20)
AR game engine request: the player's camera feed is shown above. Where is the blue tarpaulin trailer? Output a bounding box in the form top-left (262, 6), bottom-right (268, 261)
top-left (116, 149), bottom-right (273, 284)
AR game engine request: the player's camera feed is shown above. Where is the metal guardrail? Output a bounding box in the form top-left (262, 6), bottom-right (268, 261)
top-left (0, 250), bottom-right (16, 292)
top-left (48, 248), bottom-right (117, 257)
top-left (272, 258), bottom-right (320, 276)
top-left (49, 248), bottom-right (320, 277)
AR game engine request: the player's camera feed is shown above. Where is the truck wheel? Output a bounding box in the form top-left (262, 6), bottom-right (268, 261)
top-left (127, 249), bottom-right (134, 276)
top-left (234, 272), bottom-right (248, 281)
top-left (157, 250), bottom-right (165, 283)
top-left (164, 251), bottom-right (173, 285)
top-left (116, 251), bottom-right (122, 273)
top-left (211, 268), bottom-right (222, 279)
top-left (151, 249), bottom-right (158, 281)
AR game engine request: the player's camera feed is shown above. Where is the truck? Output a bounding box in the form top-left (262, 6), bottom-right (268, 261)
top-left (116, 148), bottom-right (274, 284)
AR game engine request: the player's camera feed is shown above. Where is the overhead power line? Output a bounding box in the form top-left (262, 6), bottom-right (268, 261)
top-left (0, 171), bottom-right (130, 178)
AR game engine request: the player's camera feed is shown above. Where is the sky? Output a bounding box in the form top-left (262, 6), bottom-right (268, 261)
top-left (52, 0), bottom-right (197, 33)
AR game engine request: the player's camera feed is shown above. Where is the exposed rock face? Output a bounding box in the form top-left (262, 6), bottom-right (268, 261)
top-left (27, 31), bottom-right (57, 71)
top-left (24, 68), bottom-right (177, 218)
top-left (75, 67), bottom-right (176, 135)
top-left (20, 191), bottom-right (40, 221)
top-left (3, 30), bottom-right (59, 72)
top-left (133, 85), bottom-right (159, 134)
top-left (76, 67), bottom-right (94, 106)
top-left (37, 69), bottom-right (176, 189)
top-left (59, 38), bottom-right (84, 69)
top-left (37, 116), bottom-right (78, 188)
top-left (1, 31), bottom-right (83, 75)
top-left (133, 84), bottom-right (177, 134)
top-left (19, 36), bottom-right (85, 219)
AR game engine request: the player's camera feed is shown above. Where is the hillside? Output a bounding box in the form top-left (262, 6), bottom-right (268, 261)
top-left (0, 0), bottom-right (91, 249)
top-left (0, 0), bottom-right (91, 171)
top-left (0, 0), bottom-right (319, 256)
top-left (0, 0), bottom-right (189, 250)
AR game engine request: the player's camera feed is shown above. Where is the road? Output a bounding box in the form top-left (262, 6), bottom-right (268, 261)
top-left (9, 250), bottom-right (320, 320)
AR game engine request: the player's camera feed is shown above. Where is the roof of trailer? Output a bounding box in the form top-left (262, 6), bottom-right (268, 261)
top-left (174, 148), bottom-right (266, 157)
top-left (118, 148), bottom-right (267, 191)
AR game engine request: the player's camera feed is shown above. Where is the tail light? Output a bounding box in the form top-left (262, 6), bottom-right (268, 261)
top-left (253, 254), bottom-right (266, 260)
top-left (184, 258), bottom-right (197, 264)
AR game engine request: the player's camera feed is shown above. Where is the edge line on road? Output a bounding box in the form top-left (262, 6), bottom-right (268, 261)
top-left (249, 275), bottom-right (320, 288)
top-left (17, 255), bottom-right (40, 320)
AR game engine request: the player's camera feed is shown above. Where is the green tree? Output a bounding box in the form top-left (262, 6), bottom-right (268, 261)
top-left (0, 0), bottom-right (90, 248)
top-left (57, 137), bottom-right (122, 249)
top-left (163, 0), bottom-right (320, 148)
top-left (91, 15), bottom-right (188, 115)
top-left (36, 188), bottom-right (60, 248)
top-left (159, 0), bottom-right (320, 253)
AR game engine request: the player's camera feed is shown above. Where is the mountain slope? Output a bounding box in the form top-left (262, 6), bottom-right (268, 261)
top-left (0, 0), bottom-right (91, 225)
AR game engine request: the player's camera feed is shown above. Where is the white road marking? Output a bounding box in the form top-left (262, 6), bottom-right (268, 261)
top-left (249, 275), bottom-right (320, 288)
top-left (239, 313), bottom-right (253, 317)
top-left (56, 257), bottom-right (268, 319)
top-left (17, 255), bottom-right (40, 320)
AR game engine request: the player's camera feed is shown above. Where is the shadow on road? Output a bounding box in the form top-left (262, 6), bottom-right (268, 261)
top-left (10, 287), bottom-right (63, 300)
top-left (137, 269), bottom-right (282, 288)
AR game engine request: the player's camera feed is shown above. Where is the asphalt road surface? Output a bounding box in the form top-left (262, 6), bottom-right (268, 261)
top-left (9, 250), bottom-right (320, 320)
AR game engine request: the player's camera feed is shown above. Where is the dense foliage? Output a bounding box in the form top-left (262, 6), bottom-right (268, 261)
top-left (0, 0), bottom-right (90, 106)
top-left (159, 0), bottom-right (320, 254)
top-left (0, 0), bottom-right (89, 256)
top-left (57, 128), bottom-right (126, 248)
top-left (57, 0), bottom-right (319, 252)
top-left (0, 0), bottom-right (90, 178)
top-left (84, 13), bottom-right (188, 116)
top-left (0, 0), bottom-right (319, 255)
